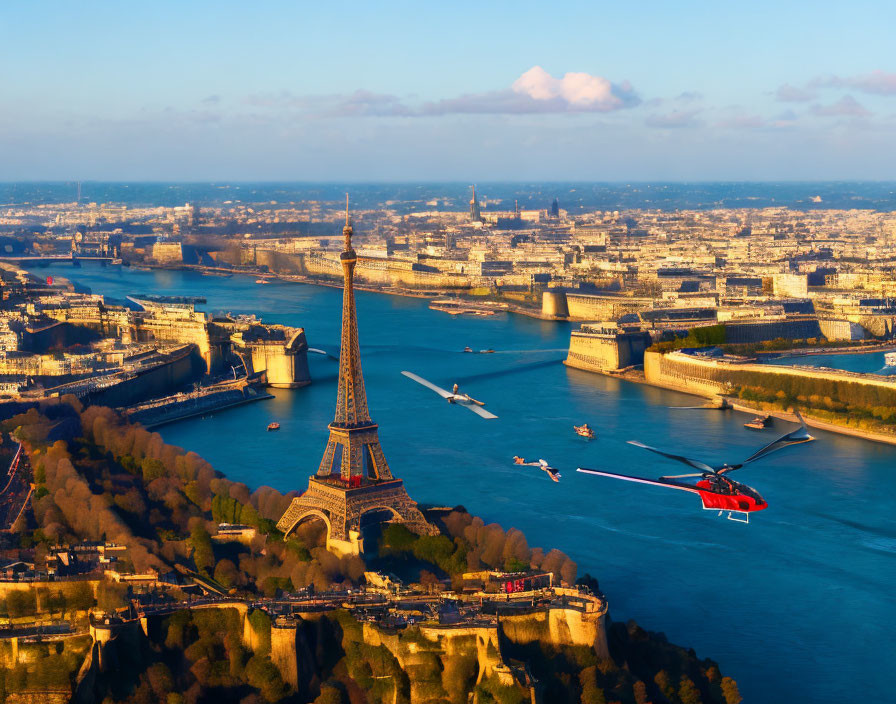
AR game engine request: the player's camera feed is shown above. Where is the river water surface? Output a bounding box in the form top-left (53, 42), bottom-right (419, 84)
top-left (31, 263), bottom-right (896, 704)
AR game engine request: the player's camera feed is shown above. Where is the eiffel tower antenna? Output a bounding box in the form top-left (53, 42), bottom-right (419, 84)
top-left (344, 193), bottom-right (352, 252)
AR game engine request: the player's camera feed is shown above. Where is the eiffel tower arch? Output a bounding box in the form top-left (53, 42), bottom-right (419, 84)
top-left (277, 198), bottom-right (438, 556)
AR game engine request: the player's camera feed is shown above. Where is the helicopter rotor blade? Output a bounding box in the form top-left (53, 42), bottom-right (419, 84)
top-left (721, 410), bottom-right (814, 473)
top-left (661, 472), bottom-right (711, 479)
top-left (627, 441), bottom-right (718, 474)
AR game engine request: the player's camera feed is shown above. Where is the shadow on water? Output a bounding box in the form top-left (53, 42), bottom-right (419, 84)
top-left (452, 358), bottom-right (565, 385)
top-left (803, 510), bottom-right (896, 539)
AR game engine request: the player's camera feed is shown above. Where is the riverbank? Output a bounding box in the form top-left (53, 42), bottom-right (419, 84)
top-left (163, 262), bottom-right (560, 320)
top-left (582, 363), bottom-right (896, 447)
top-left (122, 378), bottom-right (273, 429)
top-left (757, 341), bottom-right (896, 358)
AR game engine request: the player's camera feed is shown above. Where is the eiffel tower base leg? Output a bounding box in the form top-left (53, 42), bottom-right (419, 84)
top-left (327, 530), bottom-right (363, 557)
top-left (277, 477), bottom-right (438, 558)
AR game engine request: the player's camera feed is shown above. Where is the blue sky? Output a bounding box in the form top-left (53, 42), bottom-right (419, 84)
top-left (3, 0), bottom-right (896, 181)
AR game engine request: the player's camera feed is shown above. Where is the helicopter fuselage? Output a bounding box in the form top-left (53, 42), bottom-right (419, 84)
top-left (690, 477), bottom-right (767, 513)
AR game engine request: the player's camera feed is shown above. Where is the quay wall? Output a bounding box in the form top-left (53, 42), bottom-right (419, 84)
top-left (500, 607), bottom-right (610, 659)
top-left (124, 383), bottom-right (272, 427)
top-left (252, 249), bottom-right (477, 289)
top-left (643, 352), bottom-right (730, 397)
top-left (819, 318), bottom-right (868, 341)
top-left (82, 345), bottom-right (205, 408)
top-left (541, 290), bottom-right (570, 318)
top-left (643, 349), bottom-right (896, 399)
top-left (565, 293), bottom-right (654, 321)
top-left (0, 579), bottom-right (101, 605)
top-left (723, 317), bottom-right (822, 344)
top-left (848, 313), bottom-right (896, 338)
top-left (565, 328), bottom-right (651, 373)
top-left (247, 329), bottom-right (311, 388)
top-left (20, 322), bottom-right (102, 354)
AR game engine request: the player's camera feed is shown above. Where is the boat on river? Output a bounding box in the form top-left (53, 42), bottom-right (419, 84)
top-left (267, 422), bottom-right (280, 431)
top-left (885, 351), bottom-right (896, 367)
top-left (574, 423), bottom-right (595, 439)
top-left (744, 414), bottom-right (773, 430)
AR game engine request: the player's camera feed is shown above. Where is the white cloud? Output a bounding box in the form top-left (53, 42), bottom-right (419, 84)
top-left (511, 66), bottom-right (621, 109)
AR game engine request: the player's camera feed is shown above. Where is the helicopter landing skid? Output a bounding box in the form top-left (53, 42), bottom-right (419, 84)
top-left (704, 507), bottom-right (750, 523)
top-left (722, 510), bottom-right (749, 524)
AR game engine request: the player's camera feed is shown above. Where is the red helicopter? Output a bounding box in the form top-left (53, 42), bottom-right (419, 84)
top-left (577, 411), bottom-right (814, 523)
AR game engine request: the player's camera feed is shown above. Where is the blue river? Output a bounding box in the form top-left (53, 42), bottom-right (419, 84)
top-left (31, 263), bottom-right (895, 704)
top-left (767, 350), bottom-right (896, 376)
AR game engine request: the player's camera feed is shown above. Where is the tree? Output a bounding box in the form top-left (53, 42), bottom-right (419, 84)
top-left (379, 523), bottom-right (417, 554)
top-left (412, 535), bottom-right (455, 569)
top-left (721, 677), bottom-right (742, 704)
top-left (314, 683), bottom-right (347, 704)
top-left (145, 663), bottom-right (175, 700)
top-left (632, 680), bottom-right (649, 704)
top-left (245, 654), bottom-right (290, 702)
top-left (214, 559), bottom-right (240, 589)
top-left (654, 671), bottom-right (675, 702)
top-left (189, 524), bottom-right (215, 575)
top-left (679, 675), bottom-right (702, 704)
top-left (579, 665), bottom-right (607, 704)
top-left (247, 609), bottom-right (272, 655)
top-left (141, 458), bottom-right (166, 482)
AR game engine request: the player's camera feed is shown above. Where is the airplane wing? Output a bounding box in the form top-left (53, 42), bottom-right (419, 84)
top-left (401, 371), bottom-right (454, 399)
top-left (577, 468), bottom-right (701, 494)
top-left (461, 403), bottom-right (498, 420)
top-left (627, 441), bottom-right (717, 474)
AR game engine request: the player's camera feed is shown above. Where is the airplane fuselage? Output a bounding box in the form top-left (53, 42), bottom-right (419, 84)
top-left (447, 393), bottom-right (484, 406)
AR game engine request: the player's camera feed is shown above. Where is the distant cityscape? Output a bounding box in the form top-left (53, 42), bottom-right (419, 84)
top-left (2, 188), bottom-right (896, 435)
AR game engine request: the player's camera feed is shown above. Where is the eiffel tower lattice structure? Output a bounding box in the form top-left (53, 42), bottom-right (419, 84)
top-left (277, 197), bottom-right (438, 555)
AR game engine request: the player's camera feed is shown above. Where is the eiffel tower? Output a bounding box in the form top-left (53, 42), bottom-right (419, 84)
top-left (277, 197), bottom-right (437, 556)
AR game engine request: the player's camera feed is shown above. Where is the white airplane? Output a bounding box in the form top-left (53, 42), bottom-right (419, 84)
top-left (401, 371), bottom-right (498, 419)
top-left (513, 456), bottom-right (561, 482)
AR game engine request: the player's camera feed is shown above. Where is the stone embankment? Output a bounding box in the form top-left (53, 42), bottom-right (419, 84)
top-left (70, 587), bottom-right (608, 703)
top-left (643, 349), bottom-right (896, 446)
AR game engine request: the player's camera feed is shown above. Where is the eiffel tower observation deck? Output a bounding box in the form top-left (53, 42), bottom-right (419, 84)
top-left (277, 197), bottom-right (437, 556)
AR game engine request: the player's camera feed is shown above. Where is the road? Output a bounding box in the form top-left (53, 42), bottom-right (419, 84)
top-left (0, 445), bottom-right (32, 532)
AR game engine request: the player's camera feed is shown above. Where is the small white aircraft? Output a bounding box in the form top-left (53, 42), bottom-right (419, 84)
top-left (513, 456), bottom-right (561, 482)
top-left (401, 371), bottom-right (498, 419)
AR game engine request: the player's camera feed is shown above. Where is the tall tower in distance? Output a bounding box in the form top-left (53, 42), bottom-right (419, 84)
top-left (470, 184), bottom-right (482, 222)
top-left (551, 198), bottom-right (560, 218)
top-left (277, 196), bottom-right (437, 556)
